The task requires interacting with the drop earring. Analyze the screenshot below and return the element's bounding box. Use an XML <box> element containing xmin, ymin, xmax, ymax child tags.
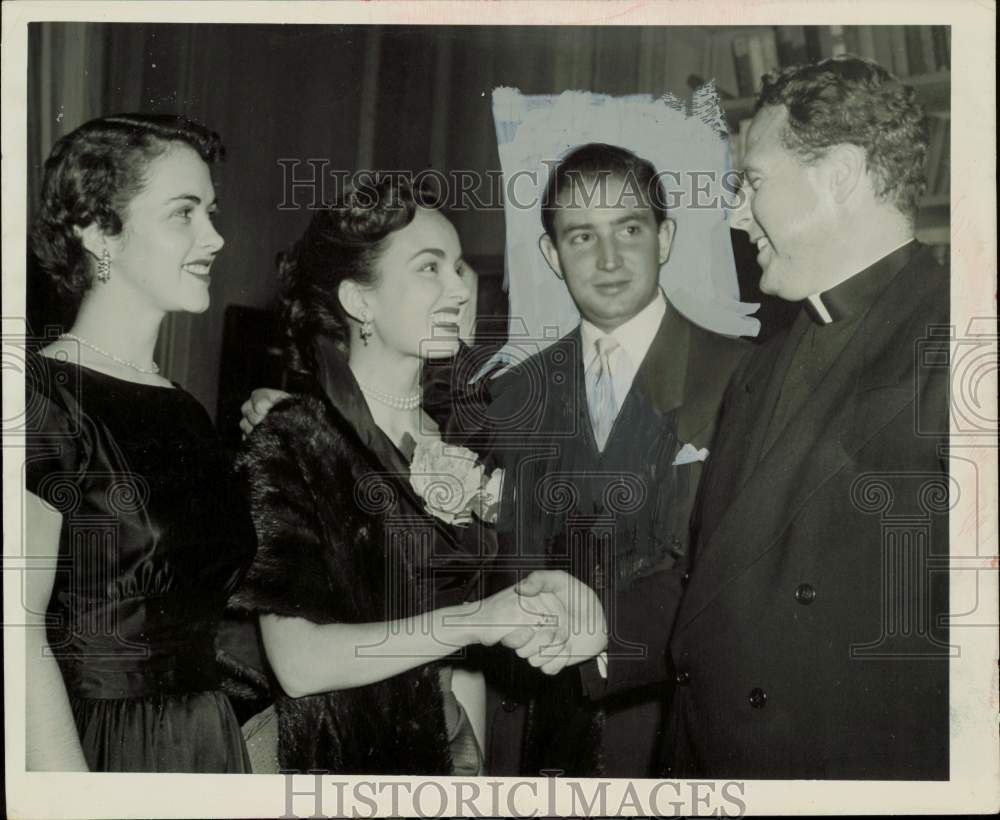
<box><xmin>96</xmin><ymin>248</ymin><xmax>112</xmax><ymax>283</ymax></box>
<box><xmin>360</xmin><ymin>311</ymin><xmax>374</xmax><ymax>346</ymax></box>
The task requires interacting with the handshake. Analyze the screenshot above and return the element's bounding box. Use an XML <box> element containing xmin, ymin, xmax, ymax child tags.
<box><xmin>458</xmin><ymin>571</ymin><xmax>609</xmax><ymax>676</ymax></box>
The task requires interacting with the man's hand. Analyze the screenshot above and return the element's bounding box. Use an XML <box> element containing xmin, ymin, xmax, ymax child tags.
<box><xmin>239</xmin><ymin>388</ymin><xmax>291</xmax><ymax>437</ymax></box>
<box><xmin>503</xmin><ymin>570</ymin><xmax>608</xmax><ymax>675</ymax></box>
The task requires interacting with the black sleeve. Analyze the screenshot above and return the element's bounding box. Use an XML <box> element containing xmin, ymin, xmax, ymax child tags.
<box><xmin>25</xmin><ymin>358</ymin><xmax>88</xmax><ymax>504</ymax></box>
<box><xmin>581</xmin><ymin>557</ymin><xmax>687</xmax><ymax>701</ymax></box>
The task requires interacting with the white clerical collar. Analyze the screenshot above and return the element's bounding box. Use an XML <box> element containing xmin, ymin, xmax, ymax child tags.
<box><xmin>580</xmin><ymin>288</ymin><xmax>667</xmax><ymax>368</ymax></box>
<box><xmin>805</xmin><ymin>238</ymin><xmax>916</xmax><ymax>326</ymax></box>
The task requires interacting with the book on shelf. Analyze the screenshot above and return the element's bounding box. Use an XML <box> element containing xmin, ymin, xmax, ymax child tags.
<box><xmin>830</xmin><ymin>25</ymin><xmax>848</xmax><ymax>57</ymax></box>
<box><xmin>923</xmin><ymin>114</ymin><xmax>950</xmax><ymax>199</ymax></box>
<box><xmin>759</xmin><ymin>29</ymin><xmax>779</xmax><ymax>82</ymax></box>
<box><xmin>775</xmin><ymin>26</ymin><xmax>808</xmax><ymax>66</ymax></box>
<box><xmin>731</xmin><ymin>34</ymin><xmax>752</xmax><ymax>97</ymax></box>
<box><xmin>918</xmin><ymin>27</ymin><xmax>937</xmax><ymax>73</ymax></box>
<box><xmin>936</xmin><ymin>154</ymin><xmax>949</xmax><ymax>201</ymax></box>
<box><xmin>935</xmin><ymin>121</ymin><xmax>950</xmax><ymax>198</ymax></box>
<box><xmin>731</xmin><ymin>29</ymin><xmax>782</xmax><ymax>97</ymax></box>
<box><xmin>932</xmin><ymin>27</ymin><xmax>951</xmax><ymax>71</ymax></box>
<box><xmin>804</xmin><ymin>27</ymin><xmax>833</xmax><ymax>63</ymax></box>
<box><xmin>709</xmin><ymin>30</ymin><xmax>742</xmax><ymax>99</ymax></box>
<box><xmin>856</xmin><ymin>26</ymin><xmax>877</xmax><ymax>61</ymax></box>
<box><xmin>905</xmin><ymin>27</ymin><xmax>927</xmax><ymax>75</ymax></box>
<box><xmin>747</xmin><ymin>33</ymin><xmax>767</xmax><ymax>93</ymax></box>
<box><xmin>872</xmin><ymin>27</ymin><xmax>895</xmax><ymax>70</ymax></box>
<box><xmin>925</xmin><ymin>115</ymin><xmax>945</xmax><ymax>194</ymax></box>
<box><xmin>889</xmin><ymin>27</ymin><xmax>910</xmax><ymax>76</ymax></box>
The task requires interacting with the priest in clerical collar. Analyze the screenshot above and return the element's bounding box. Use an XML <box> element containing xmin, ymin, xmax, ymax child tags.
<box><xmin>518</xmin><ymin>55</ymin><xmax>951</xmax><ymax>781</ymax></box>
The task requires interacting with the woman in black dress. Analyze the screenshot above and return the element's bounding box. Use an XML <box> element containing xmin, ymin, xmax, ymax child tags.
<box><xmin>232</xmin><ymin>176</ymin><xmax>557</xmax><ymax>774</ymax></box>
<box><xmin>25</xmin><ymin>114</ymin><xmax>256</xmax><ymax>772</ymax></box>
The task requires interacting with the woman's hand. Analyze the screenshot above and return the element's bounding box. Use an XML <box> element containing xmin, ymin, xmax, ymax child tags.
<box><xmin>454</xmin><ymin>585</ymin><xmax>566</xmax><ymax>648</ymax></box>
<box><xmin>239</xmin><ymin>387</ymin><xmax>291</xmax><ymax>437</ymax></box>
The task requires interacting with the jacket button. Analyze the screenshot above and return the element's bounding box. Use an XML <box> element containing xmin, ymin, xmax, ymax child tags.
<box><xmin>675</xmin><ymin>670</ymin><xmax>691</xmax><ymax>686</ymax></box>
<box><xmin>748</xmin><ymin>687</ymin><xmax>767</xmax><ymax>709</ymax></box>
<box><xmin>681</xmin><ymin>571</ymin><xmax>691</xmax><ymax>587</ymax></box>
<box><xmin>794</xmin><ymin>583</ymin><xmax>816</xmax><ymax>605</ymax></box>
<box><xmin>502</xmin><ymin>698</ymin><xmax>519</xmax><ymax>713</ymax></box>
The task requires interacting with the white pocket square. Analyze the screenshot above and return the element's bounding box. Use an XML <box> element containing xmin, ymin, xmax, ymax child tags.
<box><xmin>673</xmin><ymin>443</ymin><xmax>709</xmax><ymax>466</ymax></box>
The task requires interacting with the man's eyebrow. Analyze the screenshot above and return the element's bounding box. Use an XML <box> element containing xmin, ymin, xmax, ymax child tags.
<box><xmin>611</xmin><ymin>210</ymin><xmax>647</xmax><ymax>224</ymax></box>
<box><xmin>406</xmin><ymin>247</ymin><xmax>446</xmax><ymax>263</ymax></box>
<box><xmin>559</xmin><ymin>219</ymin><xmax>595</xmax><ymax>232</ymax></box>
<box><xmin>560</xmin><ymin>209</ymin><xmax>648</xmax><ymax>232</ymax></box>
<box><xmin>165</xmin><ymin>194</ymin><xmax>219</xmax><ymax>207</ymax></box>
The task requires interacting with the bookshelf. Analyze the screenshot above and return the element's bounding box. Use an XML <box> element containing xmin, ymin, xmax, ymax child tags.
<box><xmin>721</xmin><ymin>69</ymin><xmax>950</xmax><ymax>123</ymax></box>
<box><xmin>714</xmin><ymin>25</ymin><xmax>951</xmax><ymax>247</ymax></box>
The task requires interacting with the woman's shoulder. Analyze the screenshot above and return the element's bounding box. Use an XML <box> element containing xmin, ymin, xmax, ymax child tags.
<box><xmin>26</xmin><ymin>349</ymin><xmax>82</xmax><ymax>434</ymax></box>
<box><xmin>238</xmin><ymin>391</ymin><xmax>367</xmax><ymax>473</ymax></box>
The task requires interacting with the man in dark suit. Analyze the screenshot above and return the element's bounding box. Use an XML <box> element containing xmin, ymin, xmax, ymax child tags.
<box><xmin>484</xmin><ymin>143</ymin><xmax>746</xmax><ymax>776</ymax></box>
<box><xmin>518</xmin><ymin>57</ymin><xmax>950</xmax><ymax>780</ymax></box>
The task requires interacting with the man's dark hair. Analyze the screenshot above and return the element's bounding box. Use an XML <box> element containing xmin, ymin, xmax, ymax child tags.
<box><xmin>757</xmin><ymin>56</ymin><xmax>930</xmax><ymax>222</ymax></box>
<box><xmin>541</xmin><ymin>142</ymin><xmax>668</xmax><ymax>237</ymax></box>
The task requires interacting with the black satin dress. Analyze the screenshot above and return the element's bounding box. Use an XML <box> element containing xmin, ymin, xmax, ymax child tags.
<box><xmin>25</xmin><ymin>353</ymin><xmax>256</xmax><ymax>772</ymax></box>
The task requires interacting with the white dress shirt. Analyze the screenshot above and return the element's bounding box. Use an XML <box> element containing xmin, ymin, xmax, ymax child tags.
<box><xmin>579</xmin><ymin>288</ymin><xmax>667</xmax><ymax>423</ymax></box>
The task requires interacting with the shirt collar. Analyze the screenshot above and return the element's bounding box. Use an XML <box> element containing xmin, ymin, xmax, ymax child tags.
<box><xmin>804</xmin><ymin>240</ymin><xmax>920</xmax><ymax>326</ymax></box>
<box><xmin>580</xmin><ymin>288</ymin><xmax>667</xmax><ymax>367</ymax></box>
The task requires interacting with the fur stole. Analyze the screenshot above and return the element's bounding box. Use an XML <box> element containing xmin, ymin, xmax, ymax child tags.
<box><xmin>231</xmin><ymin>393</ymin><xmax>452</xmax><ymax>774</ymax></box>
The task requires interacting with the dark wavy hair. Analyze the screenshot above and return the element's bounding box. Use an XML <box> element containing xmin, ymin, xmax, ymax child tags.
<box><xmin>31</xmin><ymin>113</ymin><xmax>225</xmax><ymax>305</ymax></box>
<box><xmin>541</xmin><ymin>142</ymin><xmax>669</xmax><ymax>238</ymax></box>
<box><xmin>278</xmin><ymin>174</ymin><xmax>438</xmax><ymax>376</ymax></box>
<box><xmin>757</xmin><ymin>56</ymin><xmax>929</xmax><ymax>221</ymax></box>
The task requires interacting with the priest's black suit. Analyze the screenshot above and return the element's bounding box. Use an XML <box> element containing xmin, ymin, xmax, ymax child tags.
<box><xmin>594</xmin><ymin>242</ymin><xmax>951</xmax><ymax>779</ymax></box>
<box><xmin>483</xmin><ymin>298</ymin><xmax>746</xmax><ymax>776</ymax></box>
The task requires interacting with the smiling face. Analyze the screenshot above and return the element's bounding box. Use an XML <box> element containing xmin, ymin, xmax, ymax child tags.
<box><xmin>733</xmin><ymin>105</ymin><xmax>839</xmax><ymax>301</ymax></box>
<box><xmin>107</xmin><ymin>142</ymin><xmax>224</xmax><ymax>314</ymax></box>
<box><xmin>540</xmin><ymin>174</ymin><xmax>674</xmax><ymax>333</ymax></box>
<box><xmin>363</xmin><ymin>206</ymin><xmax>471</xmax><ymax>359</ymax></box>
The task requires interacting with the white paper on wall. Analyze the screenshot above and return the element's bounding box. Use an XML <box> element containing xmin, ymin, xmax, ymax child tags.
<box><xmin>487</xmin><ymin>84</ymin><xmax>760</xmax><ymax>374</ymax></box>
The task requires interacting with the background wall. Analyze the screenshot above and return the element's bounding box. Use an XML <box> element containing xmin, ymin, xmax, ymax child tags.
<box><xmin>27</xmin><ymin>23</ymin><xmax>950</xmax><ymax>424</ymax></box>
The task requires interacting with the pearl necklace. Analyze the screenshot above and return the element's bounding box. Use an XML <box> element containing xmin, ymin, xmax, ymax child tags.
<box><xmin>356</xmin><ymin>378</ymin><xmax>421</xmax><ymax>410</ymax></box>
<box><xmin>59</xmin><ymin>333</ymin><xmax>160</xmax><ymax>375</ymax></box>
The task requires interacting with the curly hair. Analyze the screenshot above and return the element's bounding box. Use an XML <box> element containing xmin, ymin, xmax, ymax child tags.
<box><xmin>756</xmin><ymin>56</ymin><xmax>929</xmax><ymax>221</ymax></box>
<box><xmin>277</xmin><ymin>174</ymin><xmax>438</xmax><ymax>376</ymax></box>
<box><xmin>30</xmin><ymin>113</ymin><xmax>224</xmax><ymax>306</ymax></box>
<box><xmin>541</xmin><ymin>143</ymin><xmax>669</xmax><ymax>238</ymax></box>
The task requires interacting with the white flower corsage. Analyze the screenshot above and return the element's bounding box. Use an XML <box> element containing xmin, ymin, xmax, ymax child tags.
<box><xmin>409</xmin><ymin>439</ymin><xmax>504</xmax><ymax>526</ymax></box>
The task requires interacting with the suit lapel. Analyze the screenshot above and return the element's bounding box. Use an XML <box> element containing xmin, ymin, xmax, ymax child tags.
<box><xmin>624</xmin><ymin>302</ymin><xmax>728</xmax><ymax>449</ymax></box>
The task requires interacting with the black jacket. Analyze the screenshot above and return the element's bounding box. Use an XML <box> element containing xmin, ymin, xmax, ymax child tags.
<box><xmin>603</xmin><ymin>243</ymin><xmax>951</xmax><ymax>779</ymax></box>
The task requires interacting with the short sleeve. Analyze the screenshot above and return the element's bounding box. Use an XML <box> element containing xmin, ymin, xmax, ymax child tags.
<box><xmin>24</xmin><ymin>356</ymin><xmax>88</xmax><ymax>505</ymax></box>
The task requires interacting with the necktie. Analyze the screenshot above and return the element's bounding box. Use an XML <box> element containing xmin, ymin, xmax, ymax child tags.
<box><xmin>587</xmin><ymin>335</ymin><xmax>621</xmax><ymax>451</ymax></box>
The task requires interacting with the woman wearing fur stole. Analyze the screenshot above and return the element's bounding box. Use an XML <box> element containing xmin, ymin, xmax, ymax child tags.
<box><xmin>231</xmin><ymin>176</ymin><xmax>556</xmax><ymax>775</ymax></box>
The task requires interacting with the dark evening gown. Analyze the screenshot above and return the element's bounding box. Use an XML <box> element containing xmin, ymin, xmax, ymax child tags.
<box><xmin>25</xmin><ymin>352</ymin><xmax>257</xmax><ymax>772</ymax></box>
